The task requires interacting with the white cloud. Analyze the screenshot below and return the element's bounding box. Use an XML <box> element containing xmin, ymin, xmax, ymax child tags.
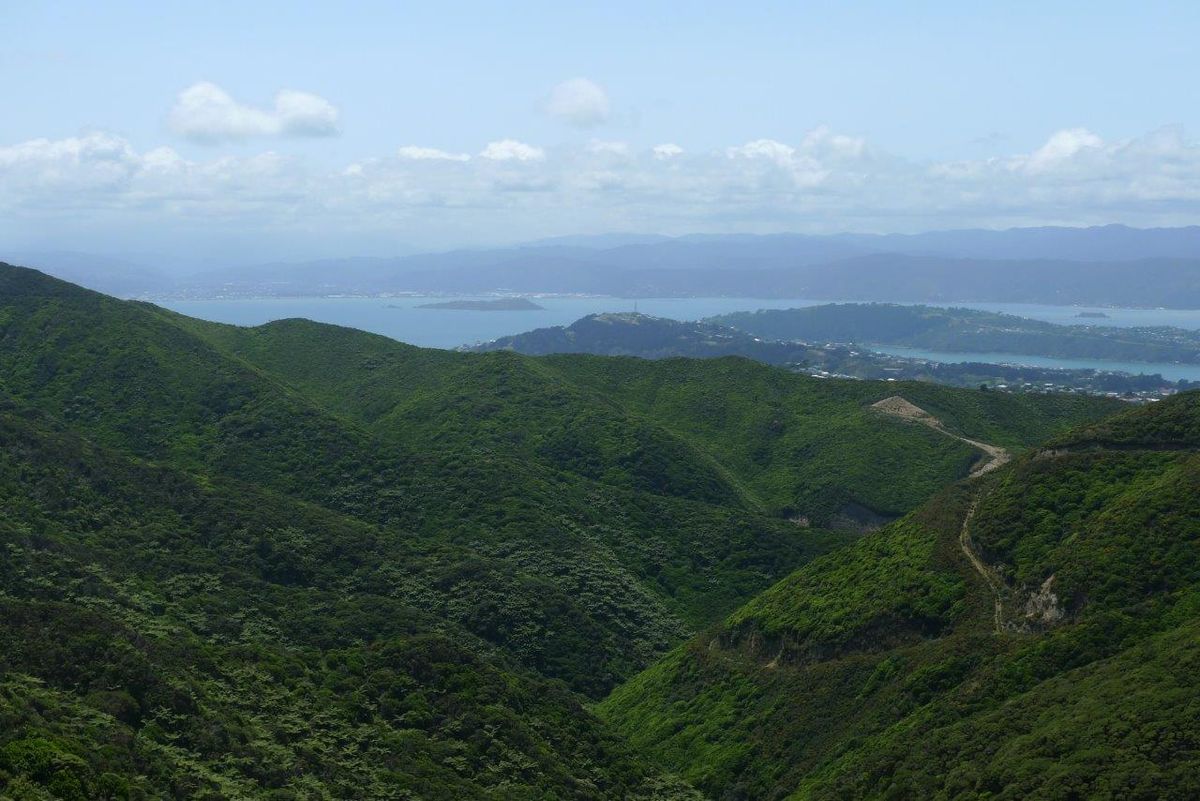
<box><xmin>168</xmin><ymin>82</ymin><xmax>339</xmax><ymax>142</ymax></box>
<box><xmin>0</xmin><ymin>132</ymin><xmax>141</xmax><ymax>193</ymax></box>
<box><xmin>272</xmin><ymin>89</ymin><xmax>340</xmax><ymax>136</ymax></box>
<box><xmin>727</xmin><ymin>138</ymin><xmax>796</xmax><ymax>165</ymax></box>
<box><xmin>0</xmin><ymin>131</ymin><xmax>136</xmax><ymax>168</ymax></box>
<box><xmin>586</xmin><ymin>140</ymin><xmax>629</xmax><ymax>156</ymax></box>
<box><xmin>397</xmin><ymin>145</ymin><xmax>471</xmax><ymax>162</ymax></box>
<box><xmin>0</xmin><ymin>131</ymin><xmax>306</xmax><ymax>215</ymax></box>
<box><xmin>479</xmin><ymin>139</ymin><xmax>545</xmax><ymax>161</ymax></box>
<box><xmin>727</xmin><ymin>131</ymin><xmax>870</xmax><ymax>167</ymax></box>
<box><xmin>801</xmin><ymin>126</ymin><xmax>868</xmax><ymax>160</ymax></box>
<box><xmin>545</xmin><ymin>78</ymin><xmax>610</xmax><ymax>128</ymax></box>
<box><xmin>652</xmin><ymin>143</ymin><xmax>683</xmax><ymax>160</ymax></box>
<box><xmin>726</xmin><ymin>138</ymin><xmax>830</xmax><ymax>187</ymax></box>
<box><xmin>141</xmin><ymin>146</ymin><xmax>186</xmax><ymax>172</ymax></box>
<box><xmin>4</xmin><ymin>126</ymin><xmax>1200</xmax><ymax>250</ymax></box>
<box><xmin>1016</xmin><ymin>128</ymin><xmax>1104</xmax><ymax>173</ymax></box>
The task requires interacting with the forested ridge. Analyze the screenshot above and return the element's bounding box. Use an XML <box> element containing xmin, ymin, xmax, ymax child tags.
<box><xmin>2</xmin><ymin>261</ymin><xmax>1188</xmax><ymax>799</ymax></box>
<box><xmin>600</xmin><ymin>391</ymin><xmax>1200</xmax><ymax>800</ymax></box>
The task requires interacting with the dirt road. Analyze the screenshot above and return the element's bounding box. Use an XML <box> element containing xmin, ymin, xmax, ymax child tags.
<box><xmin>872</xmin><ymin>395</ymin><xmax>1010</xmax><ymax>630</ymax></box>
<box><xmin>871</xmin><ymin>395</ymin><xmax>1011</xmax><ymax>478</ymax></box>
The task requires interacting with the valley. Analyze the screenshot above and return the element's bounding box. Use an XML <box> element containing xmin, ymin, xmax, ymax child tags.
<box><xmin>599</xmin><ymin>393</ymin><xmax>1200</xmax><ymax>799</ymax></box>
<box><xmin>0</xmin><ymin>262</ymin><xmax>1195</xmax><ymax>799</ymax></box>
<box><xmin>9</xmin><ymin>6</ymin><xmax>1200</xmax><ymax>798</ymax></box>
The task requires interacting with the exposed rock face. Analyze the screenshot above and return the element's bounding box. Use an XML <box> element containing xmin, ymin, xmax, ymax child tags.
<box><xmin>1022</xmin><ymin>574</ymin><xmax>1066</xmax><ymax>627</ymax></box>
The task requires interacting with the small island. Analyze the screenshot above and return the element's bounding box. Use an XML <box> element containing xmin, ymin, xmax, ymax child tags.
<box><xmin>417</xmin><ymin>297</ymin><xmax>545</xmax><ymax>311</ymax></box>
<box><xmin>1075</xmin><ymin>311</ymin><xmax>1110</xmax><ymax>319</ymax></box>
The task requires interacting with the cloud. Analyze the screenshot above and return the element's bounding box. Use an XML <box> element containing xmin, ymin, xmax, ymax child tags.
<box><xmin>586</xmin><ymin>140</ymin><xmax>629</xmax><ymax>156</ymax></box>
<box><xmin>479</xmin><ymin>139</ymin><xmax>545</xmax><ymax>161</ymax></box>
<box><xmin>1017</xmin><ymin>127</ymin><xmax>1104</xmax><ymax>173</ymax></box>
<box><xmin>726</xmin><ymin>131</ymin><xmax>869</xmax><ymax>169</ymax></box>
<box><xmin>801</xmin><ymin>126</ymin><xmax>868</xmax><ymax>160</ymax></box>
<box><xmin>0</xmin><ymin>132</ymin><xmax>142</xmax><ymax>194</ymax></box>
<box><xmin>0</xmin><ymin>131</ymin><xmax>305</xmax><ymax>215</ymax></box>
<box><xmin>0</xmin><ymin>131</ymin><xmax>136</xmax><ymax>169</ymax></box>
<box><xmin>272</xmin><ymin>90</ymin><xmax>340</xmax><ymax>136</ymax></box>
<box><xmin>653</xmin><ymin>143</ymin><xmax>683</xmax><ymax>160</ymax></box>
<box><xmin>168</xmin><ymin>82</ymin><xmax>339</xmax><ymax>142</ymax></box>
<box><xmin>397</xmin><ymin>145</ymin><xmax>471</xmax><ymax>162</ymax></box>
<box><xmin>4</xmin><ymin>126</ymin><xmax>1200</xmax><ymax>251</ymax></box>
<box><xmin>726</xmin><ymin>138</ymin><xmax>830</xmax><ymax>187</ymax></box>
<box><xmin>545</xmin><ymin>78</ymin><xmax>610</xmax><ymax>128</ymax></box>
<box><xmin>727</xmin><ymin>138</ymin><xmax>796</xmax><ymax>165</ymax></box>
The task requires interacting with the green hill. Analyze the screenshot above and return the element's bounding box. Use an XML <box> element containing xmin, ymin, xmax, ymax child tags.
<box><xmin>164</xmin><ymin>301</ymin><xmax>1119</xmax><ymax>527</ymax></box>
<box><xmin>0</xmin><ymin>403</ymin><xmax>701</xmax><ymax>800</ymax></box>
<box><xmin>599</xmin><ymin>390</ymin><xmax>1200</xmax><ymax>800</ymax></box>
<box><xmin>474</xmin><ymin>312</ymin><xmax>816</xmax><ymax>364</ymax></box>
<box><xmin>711</xmin><ymin>303</ymin><xmax>1200</xmax><ymax>366</ymax></box>
<box><xmin>473</xmin><ymin>310</ymin><xmax>1185</xmax><ymax>396</ymax></box>
<box><xmin>0</xmin><ymin>264</ymin><xmax>832</xmax><ymax>697</ymax></box>
<box><xmin>0</xmin><ymin>262</ymin><xmax>1127</xmax><ymax>798</ymax></box>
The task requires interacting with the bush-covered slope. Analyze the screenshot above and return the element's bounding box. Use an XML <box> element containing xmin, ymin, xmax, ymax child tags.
<box><xmin>0</xmin><ymin>263</ymin><xmax>841</xmax><ymax>697</ymax></box>
<box><xmin>0</xmin><ymin>262</ymin><xmax>1131</xmax><ymax>798</ymax></box>
<box><xmin>180</xmin><ymin>315</ymin><xmax>753</xmax><ymax>510</ymax></box>
<box><xmin>176</xmin><ymin>310</ymin><xmax>1120</xmax><ymax>526</ymax></box>
<box><xmin>0</xmin><ymin>403</ymin><xmax>706</xmax><ymax>800</ymax></box>
<box><xmin>540</xmin><ymin>355</ymin><xmax>1121</xmax><ymax>521</ymax></box>
<box><xmin>599</xmin><ymin>391</ymin><xmax>1200</xmax><ymax>800</ymax></box>
<box><xmin>0</xmin><ymin>264</ymin><xmax>819</xmax><ymax>797</ymax></box>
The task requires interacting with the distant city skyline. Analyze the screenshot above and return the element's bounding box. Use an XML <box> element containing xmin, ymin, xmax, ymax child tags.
<box><xmin>3</xmin><ymin>1</ymin><xmax>1200</xmax><ymax>263</ymax></box>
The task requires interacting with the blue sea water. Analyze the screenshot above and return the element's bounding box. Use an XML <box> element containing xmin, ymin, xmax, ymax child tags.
<box><xmin>161</xmin><ymin>296</ymin><xmax>823</xmax><ymax>349</ymax></box>
<box><xmin>160</xmin><ymin>295</ymin><xmax>1200</xmax><ymax>378</ymax></box>
<box><xmin>870</xmin><ymin>346</ymin><xmax>1200</xmax><ymax>382</ymax></box>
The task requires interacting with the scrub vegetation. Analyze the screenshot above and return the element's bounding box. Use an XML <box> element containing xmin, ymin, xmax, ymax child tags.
<box><xmin>2</xmin><ymin>262</ymin><xmax>1185</xmax><ymax>799</ymax></box>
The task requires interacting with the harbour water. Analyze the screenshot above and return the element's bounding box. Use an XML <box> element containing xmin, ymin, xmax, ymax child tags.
<box><xmin>870</xmin><ymin>346</ymin><xmax>1200</xmax><ymax>382</ymax></box>
<box><xmin>161</xmin><ymin>296</ymin><xmax>1200</xmax><ymax>378</ymax></box>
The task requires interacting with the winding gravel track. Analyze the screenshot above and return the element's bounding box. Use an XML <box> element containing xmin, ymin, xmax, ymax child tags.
<box><xmin>872</xmin><ymin>395</ymin><xmax>1010</xmax><ymax>630</ymax></box>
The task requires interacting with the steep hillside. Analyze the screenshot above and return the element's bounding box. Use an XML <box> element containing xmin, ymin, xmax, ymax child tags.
<box><xmin>0</xmin><ymin>263</ymin><xmax>832</xmax><ymax>696</ymax></box>
<box><xmin>192</xmin><ymin>310</ymin><xmax>1118</xmax><ymax>522</ymax></box>
<box><xmin>599</xmin><ymin>391</ymin><xmax>1200</xmax><ymax>800</ymax></box>
<box><xmin>0</xmin><ymin>402</ymin><xmax>700</xmax><ymax>800</ymax></box>
<box><xmin>540</xmin><ymin>355</ymin><xmax>1122</xmax><ymax>523</ymax></box>
<box><xmin>0</xmin><ymin>262</ymin><xmax>1131</xmax><ymax>798</ymax></box>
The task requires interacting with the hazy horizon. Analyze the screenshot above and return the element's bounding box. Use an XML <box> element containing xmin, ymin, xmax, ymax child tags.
<box><xmin>9</xmin><ymin>221</ymin><xmax>1200</xmax><ymax>276</ymax></box>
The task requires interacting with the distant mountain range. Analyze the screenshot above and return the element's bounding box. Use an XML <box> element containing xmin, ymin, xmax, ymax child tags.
<box><xmin>9</xmin><ymin>223</ymin><xmax>1200</xmax><ymax>306</ymax></box>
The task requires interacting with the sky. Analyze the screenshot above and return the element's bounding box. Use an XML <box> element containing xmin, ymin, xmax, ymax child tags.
<box><xmin>3</xmin><ymin>0</ymin><xmax>1200</xmax><ymax>265</ymax></box>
